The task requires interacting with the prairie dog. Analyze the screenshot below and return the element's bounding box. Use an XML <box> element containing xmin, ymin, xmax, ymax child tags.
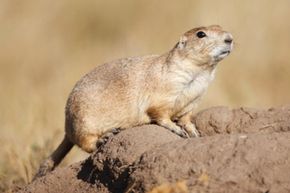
<box><xmin>36</xmin><ymin>25</ymin><xmax>233</xmax><ymax>177</ymax></box>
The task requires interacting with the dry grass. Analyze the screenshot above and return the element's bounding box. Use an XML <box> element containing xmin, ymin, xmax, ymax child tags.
<box><xmin>0</xmin><ymin>0</ymin><xmax>290</xmax><ymax>192</ymax></box>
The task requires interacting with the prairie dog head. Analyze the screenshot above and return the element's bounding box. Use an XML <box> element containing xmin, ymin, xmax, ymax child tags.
<box><xmin>173</xmin><ymin>25</ymin><xmax>233</xmax><ymax>65</ymax></box>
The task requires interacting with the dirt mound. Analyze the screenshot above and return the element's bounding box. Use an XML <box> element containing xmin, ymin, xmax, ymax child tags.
<box><xmin>18</xmin><ymin>106</ymin><xmax>290</xmax><ymax>193</ymax></box>
<box><xmin>194</xmin><ymin>106</ymin><xmax>290</xmax><ymax>136</ymax></box>
<box><xmin>129</xmin><ymin>132</ymin><xmax>290</xmax><ymax>193</ymax></box>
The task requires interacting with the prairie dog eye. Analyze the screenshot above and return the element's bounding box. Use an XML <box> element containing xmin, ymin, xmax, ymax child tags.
<box><xmin>196</xmin><ymin>31</ymin><xmax>207</xmax><ymax>38</ymax></box>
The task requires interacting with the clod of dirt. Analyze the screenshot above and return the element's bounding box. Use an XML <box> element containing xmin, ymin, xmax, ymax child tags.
<box><xmin>18</xmin><ymin>106</ymin><xmax>290</xmax><ymax>193</ymax></box>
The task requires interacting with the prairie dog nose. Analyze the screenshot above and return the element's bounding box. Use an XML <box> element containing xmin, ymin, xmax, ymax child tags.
<box><xmin>224</xmin><ymin>33</ymin><xmax>233</xmax><ymax>44</ymax></box>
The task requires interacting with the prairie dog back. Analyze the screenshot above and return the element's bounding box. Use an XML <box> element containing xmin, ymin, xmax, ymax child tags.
<box><xmin>36</xmin><ymin>25</ymin><xmax>233</xmax><ymax>178</ymax></box>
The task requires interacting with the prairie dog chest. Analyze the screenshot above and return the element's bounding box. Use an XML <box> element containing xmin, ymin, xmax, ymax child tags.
<box><xmin>173</xmin><ymin>68</ymin><xmax>216</xmax><ymax>110</ymax></box>
<box><xmin>188</xmin><ymin>68</ymin><xmax>216</xmax><ymax>95</ymax></box>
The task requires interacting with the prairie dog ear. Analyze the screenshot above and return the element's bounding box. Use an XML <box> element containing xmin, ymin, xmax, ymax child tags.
<box><xmin>177</xmin><ymin>35</ymin><xmax>188</xmax><ymax>49</ymax></box>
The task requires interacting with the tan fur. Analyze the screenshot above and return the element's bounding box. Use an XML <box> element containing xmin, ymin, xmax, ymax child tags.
<box><xmin>35</xmin><ymin>25</ymin><xmax>233</xmax><ymax>177</ymax></box>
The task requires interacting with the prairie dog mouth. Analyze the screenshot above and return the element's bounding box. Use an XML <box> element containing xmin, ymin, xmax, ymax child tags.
<box><xmin>210</xmin><ymin>44</ymin><xmax>233</xmax><ymax>61</ymax></box>
<box><xmin>219</xmin><ymin>50</ymin><xmax>231</xmax><ymax>57</ymax></box>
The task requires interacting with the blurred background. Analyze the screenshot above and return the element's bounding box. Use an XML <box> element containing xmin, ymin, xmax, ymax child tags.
<box><xmin>0</xmin><ymin>0</ymin><xmax>289</xmax><ymax>191</ymax></box>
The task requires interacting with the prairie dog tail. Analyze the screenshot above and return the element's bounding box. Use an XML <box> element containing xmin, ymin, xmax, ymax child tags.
<box><xmin>34</xmin><ymin>135</ymin><xmax>73</xmax><ymax>179</ymax></box>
